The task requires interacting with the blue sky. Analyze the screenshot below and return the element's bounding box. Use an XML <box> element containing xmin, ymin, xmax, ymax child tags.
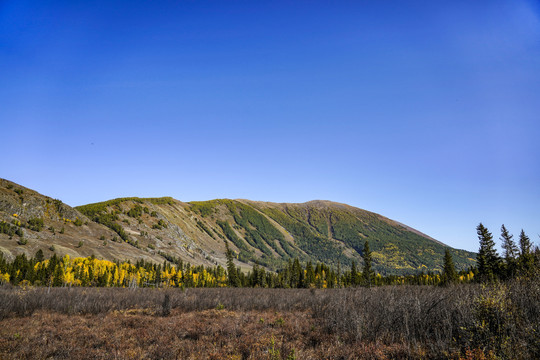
<box><xmin>1</xmin><ymin>0</ymin><xmax>539</xmax><ymax>252</ymax></box>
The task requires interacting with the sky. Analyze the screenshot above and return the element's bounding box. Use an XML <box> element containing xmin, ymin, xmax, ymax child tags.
<box><xmin>1</xmin><ymin>0</ymin><xmax>539</xmax><ymax>253</ymax></box>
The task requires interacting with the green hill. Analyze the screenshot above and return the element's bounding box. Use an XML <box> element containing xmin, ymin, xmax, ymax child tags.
<box><xmin>1</xmin><ymin>178</ymin><xmax>476</xmax><ymax>274</ymax></box>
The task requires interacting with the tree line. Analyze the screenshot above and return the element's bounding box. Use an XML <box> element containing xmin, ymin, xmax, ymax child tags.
<box><xmin>0</xmin><ymin>224</ymin><xmax>537</xmax><ymax>289</ymax></box>
<box><xmin>475</xmin><ymin>223</ymin><xmax>537</xmax><ymax>281</ymax></box>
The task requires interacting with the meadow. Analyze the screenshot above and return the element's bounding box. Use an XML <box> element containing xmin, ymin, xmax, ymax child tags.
<box><xmin>1</xmin><ymin>278</ymin><xmax>538</xmax><ymax>359</ymax></box>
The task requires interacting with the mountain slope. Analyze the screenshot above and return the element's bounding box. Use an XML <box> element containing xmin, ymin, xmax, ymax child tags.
<box><xmin>0</xmin><ymin>179</ymin><xmax>163</xmax><ymax>263</ymax></box>
<box><xmin>187</xmin><ymin>199</ymin><xmax>476</xmax><ymax>273</ymax></box>
<box><xmin>1</xmin><ymin>179</ymin><xmax>476</xmax><ymax>274</ymax></box>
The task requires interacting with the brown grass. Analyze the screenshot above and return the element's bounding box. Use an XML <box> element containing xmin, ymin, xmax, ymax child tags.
<box><xmin>0</xmin><ymin>280</ymin><xmax>538</xmax><ymax>359</ymax></box>
<box><xmin>0</xmin><ymin>309</ymin><xmax>423</xmax><ymax>359</ymax></box>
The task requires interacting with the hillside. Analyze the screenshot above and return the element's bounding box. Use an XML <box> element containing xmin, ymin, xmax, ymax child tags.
<box><xmin>0</xmin><ymin>179</ymin><xmax>164</xmax><ymax>264</ymax></box>
<box><xmin>184</xmin><ymin>199</ymin><xmax>475</xmax><ymax>273</ymax></box>
<box><xmin>0</xmin><ymin>178</ymin><xmax>476</xmax><ymax>274</ymax></box>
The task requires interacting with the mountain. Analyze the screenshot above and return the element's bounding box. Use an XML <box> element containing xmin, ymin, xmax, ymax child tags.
<box><xmin>0</xmin><ymin>178</ymin><xmax>476</xmax><ymax>274</ymax></box>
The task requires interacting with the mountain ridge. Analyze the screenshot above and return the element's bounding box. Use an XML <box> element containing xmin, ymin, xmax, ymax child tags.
<box><xmin>0</xmin><ymin>178</ymin><xmax>476</xmax><ymax>274</ymax></box>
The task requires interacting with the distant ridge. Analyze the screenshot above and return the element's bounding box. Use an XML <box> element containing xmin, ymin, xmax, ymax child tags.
<box><xmin>0</xmin><ymin>178</ymin><xmax>476</xmax><ymax>274</ymax></box>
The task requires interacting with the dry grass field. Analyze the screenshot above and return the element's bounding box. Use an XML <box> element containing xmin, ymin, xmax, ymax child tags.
<box><xmin>0</xmin><ymin>282</ymin><xmax>538</xmax><ymax>359</ymax></box>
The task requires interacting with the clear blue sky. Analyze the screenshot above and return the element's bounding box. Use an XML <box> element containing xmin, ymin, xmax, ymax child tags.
<box><xmin>1</xmin><ymin>0</ymin><xmax>539</xmax><ymax>252</ymax></box>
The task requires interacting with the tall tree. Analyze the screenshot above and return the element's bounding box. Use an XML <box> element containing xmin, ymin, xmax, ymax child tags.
<box><xmin>442</xmin><ymin>248</ymin><xmax>457</xmax><ymax>285</ymax></box>
<box><xmin>225</xmin><ymin>241</ymin><xmax>240</xmax><ymax>287</ymax></box>
<box><xmin>476</xmin><ymin>223</ymin><xmax>501</xmax><ymax>281</ymax></box>
<box><xmin>518</xmin><ymin>229</ymin><xmax>535</xmax><ymax>275</ymax></box>
<box><xmin>305</xmin><ymin>261</ymin><xmax>315</xmax><ymax>288</ymax></box>
<box><xmin>500</xmin><ymin>225</ymin><xmax>518</xmax><ymax>261</ymax></box>
<box><xmin>500</xmin><ymin>224</ymin><xmax>518</xmax><ymax>278</ymax></box>
<box><xmin>350</xmin><ymin>260</ymin><xmax>359</xmax><ymax>286</ymax></box>
<box><xmin>362</xmin><ymin>240</ymin><xmax>374</xmax><ymax>287</ymax></box>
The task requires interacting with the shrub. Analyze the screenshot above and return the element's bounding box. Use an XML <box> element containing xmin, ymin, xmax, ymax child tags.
<box><xmin>27</xmin><ymin>218</ymin><xmax>44</xmax><ymax>232</ymax></box>
<box><xmin>161</xmin><ymin>293</ymin><xmax>171</xmax><ymax>316</ymax></box>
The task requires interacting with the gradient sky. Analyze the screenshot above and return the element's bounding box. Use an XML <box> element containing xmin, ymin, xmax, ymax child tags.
<box><xmin>1</xmin><ymin>0</ymin><xmax>539</xmax><ymax>252</ymax></box>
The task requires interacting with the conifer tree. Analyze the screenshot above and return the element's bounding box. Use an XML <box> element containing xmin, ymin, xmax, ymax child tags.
<box><xmin>500</xmin><ymin>225</ymin><xmax>518</xmax><ymax>260</ymax></box>
<box><xmin>225</xmin><ymin>241</ymin><xmax>240</xmax><ymax>287</ymax></box>
<box><xmin>476</xmin><ymin>223</ymin><xmax>501</xmax><ymax>281</ymax></box>
<box><xmin>34</xmin><ymin>249</ymin><xmax>44</xmax><ymax>263</ymax></box>
<box><xmin>291</xmin><ymin>258</ymin><xmax>302</xmax><ymax>288</ymax></box>
<box><xmin>350</xmin><ymin>260</ymin><xmax>359</xmax><ymax>286</ymax></box>
<box><xmin>500</xmin><ymin>224</ymin><xmax>518</xmax><ymax>278</ymax></box>
<box><xmin>442</xmin><ymin>248</ymin><xmax>457</xmax><ymax>285</ymax></box>
<box><xmin>305</xmin><ymin>261</ymin><xmax>315</xmax><ymax>288</ymax></box>
<box><xmin>362</xmin><ymin>240</ymin><xmax>374</xmax><ymax>287</ymax></box>
<box><xmin>518</xmin><ymin>229</ymin><xmax>535</xmax><ymax>275</ymax></box>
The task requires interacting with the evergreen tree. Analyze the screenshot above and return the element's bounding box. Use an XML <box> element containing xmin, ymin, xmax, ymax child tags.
<box><xmin>500</xmin><ymin>224</ymin><xmax>518</xmax><ymax>278</ymax></box>
<box><xmin>362</xmin><ymin>240</ymin><xmax>374</xmax><ymax>287</ymax></box>
<box><xmin>518</xmin><ymin>229</ymin><xmax>535</xmax><ymax>275</ymax></box>
<box><xmin>500</xmin><ymin>225</ymin><xmax>518</xmax><ymax>260</ymax></box>
<box><xmin>225</xmin><ymin>241</ymin><xmax>240</xmax><ymax>287</ymax></box>
<box><xmin>476</xmin><ymin>223</ymin><xmax>501</xmax><ymax>281</ymax></box>
<box><xmin>350</xmin><ymin>260</ymin><xmax>359</xmax><ymax>286</ymax></box>
<box><xmin>442</xmin><ymin>248</ymin><xmax>457</xmax><ymax>285</ymax></box>
<box><xmin>52</xmin><ymin>263</ymin><xmax>64</xmax><ymax>286</ymax></box>
<box><xmin>34</xmin><ymin>249</ymin><xmax>44</xmax><ymax>263</ymax></box>
<box><xmin>291</xmin><ymin>258</ymin><xmax>302</xmax><ymax>288</ymax></box>
<box><xmin>305</xmin><ymin>261</ymin><xmax>315</xmax><ymax>288</ymax></box>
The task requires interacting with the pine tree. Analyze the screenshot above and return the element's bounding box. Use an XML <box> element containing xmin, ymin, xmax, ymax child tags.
<box><xmin>442</xmin><ymin>248</ymin><xmax>457</xmax><ymax>285</ymax></box>
<box><xmin>362</xmin><ymin>240</ymin><xmax>374</xmax><ymax>287</ymax></box>
<box><xmin>500</xmin><ymin>225</ymin><xmax>518</xmax><ymax>260</ymax></box>
<box><xmin>305</xmin><ymin>261</ymin><xmax>315</xmax><ymax>288</ymax></box>
<box><xmin>476</xmin><ymin>223</ymin><xmax>501</xmax><ymax>281</ymax></box>
<box><xmin>518</xmin><ymin>229</ymin><xmax>535</xmax><ymax>275</ymax></box>
<box><xmin>350</xmin><ymin>260</ymin><xmax>359</xmax><ymax>286</ymax></box>
<box><xmin>34</xmin><ymin>249</ymin><xmax>44</xmax><ymax>263</ymax></box>
<box><xmin>225</xmin><ymin>241</ymin><xmax>240</xmax><ymax>287</ymax></box>
<box><xmin>291</xmin><ymin>258</ymin><xmax>302</xmax><ymax>288</ymax></box>
<box><xmin>500</xmin><ymin>224</ymin><xmax>518</xmax><ymax>278</ymax></box>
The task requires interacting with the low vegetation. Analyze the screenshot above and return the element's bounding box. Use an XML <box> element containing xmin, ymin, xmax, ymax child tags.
<box><xmin>0</xmin><ymin>279</ymin><xmax>538</xmax><ymax>359</ymax></box>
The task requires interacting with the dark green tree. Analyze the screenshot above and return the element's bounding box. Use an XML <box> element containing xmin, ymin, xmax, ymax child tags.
<box><xmin>291</xmin><ymin>258</ymin><xmax>303</xmax><ymax>288</ymax></box>
<box><xmin>518</xmin><ymin>229</ymin><xmax>535</xmax><ymax>275</ymax></box>
<box><xmin>362</xmin><ymin>240</ymin><xmax>374</xmax><ymax>287</ymax></box>
<box><xmin>225</xmin><ymin>241</ymin><xmax>240</xmax><ymax>287</ymax></box>
<box><xmin>442</xmin><ymin>248</ymin><xmax>457</xmax><ymax>285</ymax></box>
<box><xmin>500</xmin><ymin>224</ymin><xmax>518</xmax><ymax>278</ymax></box>
<box><xmin>350</xmin><ymin>260</ymin><xmax>360</xmax><ymax>286</ymax></box>
<box><xmin>34</xmin><ymin>249</ymin><xmax>44</xmax><ymax>263</ymax></box>
<box><xmin>305</xmin><ymin>261</ymin><xmax>315</xmax><ymax>288</ymax></box>
<box><xmin>476</xmin><ymin>223</ymin><xmax>501</xmax><ymax>281</ymax></box>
